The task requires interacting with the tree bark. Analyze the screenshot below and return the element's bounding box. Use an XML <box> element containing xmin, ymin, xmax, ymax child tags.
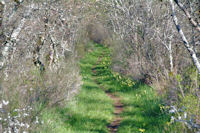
<box><xmin>169</xmin><ymin>39</ymin><xmax>173</xmax><ymax>72</ymax></box>
<box><xmin>169</xmin><ymin>0</ymin><xmax>200</xmax><ymax>74</ymax></box>
<box><xmin>174</xmin><ymin>0</ymin><xmax>200</xmax><ymax>32</ymax></box>
<box><xmin>0</xmin><ymin>18</ymin><xmax>26</xmax><ymax>69</ymax></box>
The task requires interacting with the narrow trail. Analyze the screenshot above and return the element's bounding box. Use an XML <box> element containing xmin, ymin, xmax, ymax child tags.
<box><xmin>106</xmin><ymin>92</ymin><xmax>123</xmax><ymax>133</ymax></box>
<box><xmin>58</xmin><ymin>43</ymin><xmax>169</xmax><ymax>133</ymax></box>
<box><xmin>92</xmin><ymin>53</ymin><xmax>124</xmax><ymax>133</ymax></box>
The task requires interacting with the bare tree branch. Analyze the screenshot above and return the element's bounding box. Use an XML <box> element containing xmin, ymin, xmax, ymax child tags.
<box><xmin>174</xmin><ymin>0</ymin><xmax>200</xmax><ymax>32</ymax></box>
<box><xmin>169</xmin><ymin>0</ymin><xmax>200</xmax><ymax>73</ymax></box>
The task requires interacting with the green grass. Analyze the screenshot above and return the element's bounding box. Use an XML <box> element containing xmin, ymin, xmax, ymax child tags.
<box><xmin>38</xmin><ymin>42</ymin><xmax>172</xmax><ymax>133</ymax></box>
<box><xmin>116</xmin><ymin>83</ymin><xmax>169</xmax><ymax>133</ymax></box>
<box><xmin>38</xmin><ymin>43</ymin><xmax>114</xmax><ymax>133</ymax></box>
<box><xmin>90</xmin><ymin>44</ymin><xmax>171</xmax><ymax>133</ymax></box>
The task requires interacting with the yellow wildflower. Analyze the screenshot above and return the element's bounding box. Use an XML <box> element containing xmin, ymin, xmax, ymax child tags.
<box><xmin>166</xmin><ymin>122</ymin><xmax>170</xmax><ymax>126</ymax></box>
<box><xmin>139</xmin><ymin>128</ymin><xmax>145</xmax><ymax>132</ymax></box>
<box><xmin>165</xmin><ymin>106</ymin><xmax>170</xmax><ymax>109</ymax></box>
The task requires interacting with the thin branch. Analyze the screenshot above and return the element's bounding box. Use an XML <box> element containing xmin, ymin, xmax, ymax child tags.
<box><xmin>174</xmin><ymin>0</ymin><xmax>200</xmax><ymax>32</ymax></box>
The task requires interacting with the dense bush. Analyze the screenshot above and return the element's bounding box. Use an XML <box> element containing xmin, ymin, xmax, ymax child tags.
<box><xmin>0</xmin><ymin>0</ymin><xmax>83</xmax><ymax>131</ymax></box>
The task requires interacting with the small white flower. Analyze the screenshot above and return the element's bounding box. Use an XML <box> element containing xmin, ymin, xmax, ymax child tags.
<box><xmin>9</xmin><ymin>121</ymin><xmax>14</xmax><ymax>126</ymax></box>
<box><xmin>184</xmin><ymin>112</ymin><xmax>187</xmax><ymax>119</ymax></box>
<box><xmin>171</xmin><ymin>116</ymin><xmax>175</xmax><ymax>122</ymax></box>
<box><xmin>1</xmin><ymin>0</ymin><xmax>5</xmax><ymax>5</ymax></box>
<box><xmin>14</xmin><ymin>109</ymin><xmax>20</xmax><ymax>112</ymax></box>
<box><xmin>169</xmin><ymin>106</ymin><xmax>177</xmax><ymax>113</ymax></box>
<box><xmin>14</xmin><ymin>119</ymin><xmax>20</xmax><ymax>126</ymax></box>
<box><xmin>169</xmin><ymin>109</ymin><xmax>175</xmax><ymax>113</ymax></box>
<box><xmin>20</xmin><ymin>123</ymin><xmax>25</xmax><ymax>127</ymax></box>
<box><xmin>25</xmin><ymin>124</ymin><xmax>30</xmax><ymax>128</ymax></box>
<box><xmin>35</xmin><ymin>116</ymin><xmax>39</xmax><ymax>124</ymax></box>
<box><xmin>178</xmin><ymin>116</ymin><xmax>181</xmax><ymax>120</ymax></box>
<box><xmin>2</xmin><ymin>100</ymin><xmax>9</xmax><ymax>105</ymax></box>
<box><xmin>8</xmin><ymin>127</ymin><xmax>11</xmax><ymax>133</ymax></box>
<box><xmin>23</xmin><ymin>113</ymin><xmax>29</xmax><ymax>117</ymax></box>
<box><xmin>14</xmin><ymin>127</ymin><xmax>19</xmax><ymax>133</ymax></box>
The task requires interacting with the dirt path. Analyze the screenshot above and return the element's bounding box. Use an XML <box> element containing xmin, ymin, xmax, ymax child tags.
<box><xmin>106</xmin><ymin>92</ymin><xmax>123</xmax><ymax>133</ymax></box>
<box><xmin>92</xmin><ymin>53</ymin><xmax>124</xmax><ymax>133</ymax></box>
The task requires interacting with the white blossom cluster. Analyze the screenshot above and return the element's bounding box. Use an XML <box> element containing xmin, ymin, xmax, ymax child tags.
<box><xmin>169</xmin><ymin>106</ymin><xmax>200</xmax><ymax>132</ymax></box>
<box><xmin>0</xmin><ymin>100</ymin><xmax>43</xmax><ymax>133</ymax></box>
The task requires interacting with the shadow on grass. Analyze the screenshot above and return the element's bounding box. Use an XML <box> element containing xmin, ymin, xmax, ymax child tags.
<box><xmin>78</xmin><ymin>94</ymin><xmax>112</xmax><ymax>105</ymax></box>
<box><xmin>82</xmin><ymin>84</ymin><xmax>99</xmax><ymax>90</ymax></box>
<box><xmin>57</xmin><ymin>108</ymin><xmax>109</xmax><ymax>133</ymax></box>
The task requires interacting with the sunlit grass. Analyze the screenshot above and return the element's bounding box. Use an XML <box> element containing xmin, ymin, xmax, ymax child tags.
<box><xmin>116</xmin><ymin>83</ymin><xmax>170</xmax><ymax>133</ymax></box>
<box><xmin>90</xmin><ymin>44</ymin><xmax>171</xmax><ymax>133</ymax></box>
<box><xmin>39</xmin><ymin>42</ymin><xmax>172</xmax><ymax>133</ymax></box>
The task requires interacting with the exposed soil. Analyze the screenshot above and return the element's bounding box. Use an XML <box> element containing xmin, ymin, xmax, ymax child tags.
<box><xmin>106</xmin><ymin>92</ymin><xmax>123</xmax><ymax>133</ymax></box>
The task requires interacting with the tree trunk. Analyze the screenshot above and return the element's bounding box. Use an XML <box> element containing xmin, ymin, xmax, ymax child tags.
<box><xmin>169</xmin><ymin>0</ymin><xmax>200</xmax><ymax>74</ymax></box>
<box><xmin>169</xmin><ymin>39</ymin><xmax>173</xmax><ymax>72</ymax></box>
